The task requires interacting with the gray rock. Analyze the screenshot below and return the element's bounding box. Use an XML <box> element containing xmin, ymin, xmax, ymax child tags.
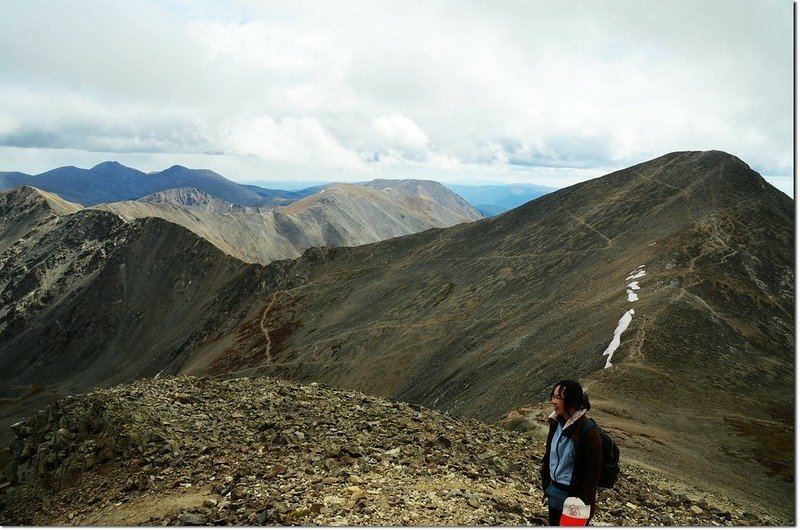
<box><xmin>179</xmin><ymin>513</ymin><xmax>208</xmax><ymax>525</ymax></box>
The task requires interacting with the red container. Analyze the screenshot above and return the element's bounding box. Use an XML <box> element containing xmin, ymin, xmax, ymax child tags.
<box><xmin>560</xmin><ymin>497</ymin><xmax>590</xmax><ymax>526</ymax></box>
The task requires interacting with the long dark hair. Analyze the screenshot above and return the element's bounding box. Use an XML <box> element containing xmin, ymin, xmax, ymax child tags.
<box><xmin>551</xmin><ymin>379</ymin><xmax>591</xmax><ymax>412</ymax></box>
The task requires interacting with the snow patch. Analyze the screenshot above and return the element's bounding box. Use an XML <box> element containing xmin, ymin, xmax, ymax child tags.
<box><xmin>626</xmin><ymin>269</ymin><xmax>646</xmax><ymax>280</ymax></box>
<box><xmin>601</xmin><ymin>264</ymin><xmax>646</xmax><ymax>366</ymax></box>
<box><xmin>603</xmin><ymin>309</ymin><xmax>635</xmax><ymax>369</ymax></box>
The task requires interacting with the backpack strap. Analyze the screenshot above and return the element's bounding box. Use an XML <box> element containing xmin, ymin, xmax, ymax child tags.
<box><xmin>580</xmin><ymin>418</ymin><xmax>597</xmax><ymax>440</ymax></box>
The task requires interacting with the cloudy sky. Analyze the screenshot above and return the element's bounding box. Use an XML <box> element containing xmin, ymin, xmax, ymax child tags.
<box><xmin>0</xmin><ymin>0</ymin><xmax>793</xmax><ymax>194</ymax></box>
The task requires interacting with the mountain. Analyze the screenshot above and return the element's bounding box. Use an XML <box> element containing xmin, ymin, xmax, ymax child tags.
<box><xmin>0</xmin><ymin>186</ymin><xmax>82</xmax><ymax>255</ymax></box>
<box><xmin>0</xmin><ymin>177</ymin><xmax>483</xmax><ymax>425</ymax></box>
<box><xmin>137</xmin><ymin>187</ymin><xmax>250</xmax><ymax>212</ymax></box>
<box><xmin>0</xmin><ymin>162</ymin><xmax>301</xmax><ymax>207</ymax></box>
<box><xmin>91</xmin><ymin>182</ymin><xmax>482</xmax><ymax>265</ymax></box>
<box><xmin>245</xmin><ymin>179</ymin><xmax>331</xmax><ymax>191</ymax></box>
<box><xmin>0</xmin><ymin>375</ymin><xmax>780</xmax><ymax>525</ymax></box>
<box><xmin>362</xmin><ymin>179</ymin><xmax>483</xmax><ymax>223</ymax></box>
<box><xmin>189</xmin><ymin>150</ymin><xmax>792</xmax><ymax>518</ymax></box>
<box><xmin>282</xmin><ymin>181</ymin><xmax>482</xmax><ymax>232</ymax></box>
<box><xmin>0</xmin><ymin>150</ymin><xmax>792</xmax><ymax>519</ymax></box>
<box><xmin>446</xmin><ymin>183</ymin><xmax>556</xmax><ymax>216</ymax></box>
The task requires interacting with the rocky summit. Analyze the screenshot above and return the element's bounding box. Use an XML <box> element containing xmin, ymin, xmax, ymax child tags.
<box><xmin>0</xmin><ymin>376</ymin><xmax>779</xmax><ymax>526</ymax></box>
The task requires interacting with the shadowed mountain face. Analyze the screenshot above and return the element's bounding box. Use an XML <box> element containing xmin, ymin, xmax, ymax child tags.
<box><xmin>190</xmin><ymin>151</ymin><xmax>792</xmax><ymax>516</ymax></box>
<box><xmin>0</xmin><ymin>151</ymin><xmax>793</xmax><ymax>518</ymax></box>
<box><xmin>0</xmin><ymin>193</ymin><xmax>263</xmax><ymax>431</ymax></box>
<box><xmin>0</xmin><ymin>178</ymin><xmax>483</xmax><ymax>437</ymax></box>
<box><xmin>0</xmin><ymin>187</ymin><xmax>82</xmax><ymax>256</ymax></box>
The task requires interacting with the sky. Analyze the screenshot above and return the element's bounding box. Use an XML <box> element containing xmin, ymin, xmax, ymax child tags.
<box><xmin>0</xmin><ymin>0</ymin><xmax>793</xmax><ymax>195</ymax></box>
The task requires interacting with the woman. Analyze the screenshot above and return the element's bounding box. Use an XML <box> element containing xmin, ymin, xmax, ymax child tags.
<box><xmin>540</xmin><ymin>379</ymin><xmax>602</xmax><ymax>525</ymax></box>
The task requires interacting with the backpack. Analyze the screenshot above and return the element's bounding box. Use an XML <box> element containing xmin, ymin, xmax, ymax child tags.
<box><xmin>580</xmin><ymin>418</ymin><xmax>620</xmax><ymax>489</ymax></box>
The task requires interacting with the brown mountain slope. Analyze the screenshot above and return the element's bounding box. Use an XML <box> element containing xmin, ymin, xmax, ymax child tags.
<box><xmin>182</xmin><ymin>150</ymin><xmax>792</xmax><ymax>518</ymax></box>
<box><xmin>0</xmin><ymin>179</ymin><xmax>482</xmax><ymax>445</ymax></box>
<box><xmin>0</xmin><ymin>151</ymin><xmax>792</xmax><ymax>519</ymax></box>
<box><xmin>93</xmin><ymin>181</ymin><xmax>482</xmax><ymax>265</ymax></box>
<box><xmin>0</xmin><ymin>196</ymin><xmax>266</xmax><ymax>448</ymax></box>
<box><xmin>362</xmin><ymin>178</ymin><xmax>482</xmax><ymax>223</ymax></box>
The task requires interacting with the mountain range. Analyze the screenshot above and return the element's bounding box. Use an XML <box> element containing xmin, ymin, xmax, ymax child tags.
<box><xmin>0</xmin><ymin>163</ymin><xmax>553</xmax><ymax>217</ymax></box>
<box><xmin>0</xmin><ymin>150</ymin><xmax>793</xmax><ymax>520</ymax></box>
<box><xmin>92</xmin><ymin>181</ymin><xmax>482</xmax><ymax>265</ymax></box>
<box><xmin>446</xmin><ymin>183</ymin><xmax>556</xmax><ymax>216</ymax></box>
<box><xmin>0</xmin><ymin>162</ymin><xmax>308</xmax><ymax>207</ymax></box>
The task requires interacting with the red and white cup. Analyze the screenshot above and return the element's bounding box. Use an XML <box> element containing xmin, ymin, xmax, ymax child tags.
<box><xmin>560</xmin><ymin>496</ymin><xmax>590</xmax><ymax>526</ymax></box>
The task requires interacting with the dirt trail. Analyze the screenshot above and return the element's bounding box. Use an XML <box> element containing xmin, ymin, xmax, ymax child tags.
<box><xmin>71</xmin><ymin>489</ymin><xmax>216</xmax><ymax>526</ymax></box>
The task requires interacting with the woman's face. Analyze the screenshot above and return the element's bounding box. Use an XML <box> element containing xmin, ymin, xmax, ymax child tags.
<box><xmin>550</xmin><ymin>385</ymin><xmax>568</xmax><ymax>417</ymax></box>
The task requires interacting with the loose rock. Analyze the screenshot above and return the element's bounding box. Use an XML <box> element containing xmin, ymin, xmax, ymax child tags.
<box><xmin>0</xmin><ymin>375</ymin><xmax>781</xmax><ymax>526</ymax></box>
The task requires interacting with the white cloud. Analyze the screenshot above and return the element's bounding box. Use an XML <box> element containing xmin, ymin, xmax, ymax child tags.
<box><xmin>188</xmin><ymin>19</ymin><xmax>329</xmax><ymax>75</ymax></box>
<box><xmin>373</xmin><ymin>114</ymin><xmax>430</xmax><ymax>150</ymax></box>
<box><xmin>223</xmin><ymin>115</ymin><xmax>364</xmax><ymax>170</ymax></box>
<box><xmin>0</xmin><ymin>0</ymin><xmax>791</xmax><ymax>192</ymax></box>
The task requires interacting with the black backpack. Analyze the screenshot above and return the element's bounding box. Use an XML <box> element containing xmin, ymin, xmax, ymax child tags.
<box><xmin>580</xmin><ymin>418</ymin><xmax>620</xmax><ymax>489</ymax></box>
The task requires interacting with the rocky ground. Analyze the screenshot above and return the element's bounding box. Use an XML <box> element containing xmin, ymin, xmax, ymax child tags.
<box><xmin>0</xmin><ymin>376</ymin><xmax>783</xmax><ymax>526</ymax></box>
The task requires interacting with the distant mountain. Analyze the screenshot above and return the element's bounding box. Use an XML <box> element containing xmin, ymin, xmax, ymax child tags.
<box><xmin>244</xmin><ymin>179</ymin><xmax>331</xmax><ymax>191</ymax></box>
<box><xmin>0</xmin><ymin>151</ymin><xmax>792</xmax><ymax>519</ymax></box>
<box><xmin>0</xmin><ymin>162</ymin><xmax>301</xmax><ymax>207</ymax></box>
<box><xmin>92</xmin><ymin>182</ymin><xmax>482</xmax><ymax>265</ymax></box>
<box><xmin>446</xmin><ymin>183</ymin><xmax>556</xmax><ymax>216</ymax></box>
<box><xmin>363</xmin><ymin>179</ymin><xmax>481</xmax><ymax>223</ymax></box>
<box><xmin>137</xmin><ymin>187</ymin><xmax>249</xmax><ymax>213</ymax></box>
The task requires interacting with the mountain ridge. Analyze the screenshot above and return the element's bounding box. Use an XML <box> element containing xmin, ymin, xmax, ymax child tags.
<box><xmin>0</xmin><ymin>163</ymin><xmax>288</xmax><ymax>207</ymax></box>
<box><xmin>182</xmin><ymin>150</ymin><xmax>792</xmax><ymax>517</ymax></box>
<box><xmin>0</xmin><ymin>150</ymin><xmax>793</xmax><ymax>520</ymax></box>
<box><xmin>90</xmin><ymin>181</ymin><xmax>481</xmax><ymax>265</ymax></box>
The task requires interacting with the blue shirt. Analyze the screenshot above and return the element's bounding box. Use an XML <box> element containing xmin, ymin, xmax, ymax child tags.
<box><xmin>548</xmin><ymin>420</ymin><xmax>575</xmax><ymax>485</ymax></box>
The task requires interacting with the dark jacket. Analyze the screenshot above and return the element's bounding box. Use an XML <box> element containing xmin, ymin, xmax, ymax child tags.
<box><xmin>540</xmin><ymin>412</ymin><xmax>603</xmax><ymax>519</ymax></box>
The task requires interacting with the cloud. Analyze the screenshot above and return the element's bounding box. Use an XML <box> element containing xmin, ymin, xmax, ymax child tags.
<box><xmin>372</xmin><ymin>114</ymin><xmax>430</xmax><ymax>150</ymax></box>
<box><xmin>0</xmin><ymin>87</ymin><xmax>215</xmax><ymax>154</ymax></box>
<box><xmin>0</xmin><ymin>0</ymin><xmax>791</xmax><ymax>191</ymax></box>
<box><xmin>222</xmin><ymin>115</ymin><xmax>365</xmax><ymax>170</ymax></box>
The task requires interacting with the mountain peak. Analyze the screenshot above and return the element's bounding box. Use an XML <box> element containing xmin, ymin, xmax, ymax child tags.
<box><xmin>362</xmin><ymin>179</ymin><xmax>483</xmax><ymax>220</ymax></box>
<box><xmin>90</xmin><ymin>161</ymin><xmax>131</xmax><ymax>171</ymax></box>
<box><xmin>628</xmin><ymin>149</ymin><xmax>776</xmax><ymax>199</ymax></box>
<box><xmin>2</xmin><ymin>185</ymin><xmax>83</xmax><ymax>216</ymax></box>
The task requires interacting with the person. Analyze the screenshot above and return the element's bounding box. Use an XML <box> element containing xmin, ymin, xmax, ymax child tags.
<box><xmin>540</xmin><ymin>379</ymin><xmax>602</xmax><ymax>525</ymax></box>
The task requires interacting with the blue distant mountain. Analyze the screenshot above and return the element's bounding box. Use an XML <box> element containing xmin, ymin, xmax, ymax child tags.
<box><xmin>0</xmin><ymin>162</ymin><xmax>557</xmax><ymax>213</ymax></box>
<box><xmin>245</xmin><ymin>179</ymin><xmax>331</xmax><ymax>192</ymax></box>
<box><xmin>445</xmin><ymin>183</ymin><xmax>556</xmax><ymax>216</ymax></box>
<box><xmin>0</xmin><ymin>162</ymin><xmax>309</xmax><ymax>207</ymax></box>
